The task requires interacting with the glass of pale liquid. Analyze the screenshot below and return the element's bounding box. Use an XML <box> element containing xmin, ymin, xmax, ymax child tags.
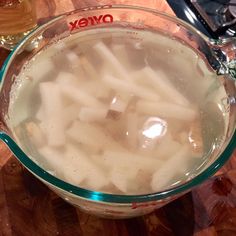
<box><xmin>0</xmin><ymin>0</ymin><xmax>37</xmax><ymax>50</ymax></box>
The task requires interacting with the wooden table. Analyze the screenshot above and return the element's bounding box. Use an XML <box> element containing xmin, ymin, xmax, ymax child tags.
<box><xmin>0</xmin><ymin>1</ymin><xmax>236</xmax><ymax>235</ymax></box>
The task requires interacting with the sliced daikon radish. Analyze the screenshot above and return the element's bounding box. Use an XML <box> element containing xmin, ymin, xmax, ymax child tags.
<box><xmin>141</xmin><ymin>66</ymin><xmax>190</xmax><ymax>106</ymax></box>
<box><xmin>63</xmin><ymin>104</ymin><xmax>80</xmax><ymax>127</ymax></box>
<box><xmin>102</xmin><ymin>74</ymin><xmax>160</xmax><ymax>101</ymax></box>
<box><xmin>9</xmin><ymin>76</ymin><xmax>44</xmax><ymax>127</ymax></box>
<box><xmin>78</xmin><ymin>107</ymin><xmax>107</xmax><ymax>122</ymax></box>
<box><xmin>102</xmin><ymin>150</ymin><xmax>162</xmax><ymax>171</ymax></box>
<box><xmin>93</xmin><ymin>41</ymin><xmax>130</xmax><ymax>80</ymax></box>
<box><xmin>154</xmin><ymin>134</ymin><xmax>182</xmax><ymax>160</ymax></box>
<box><xmin>188</xmin><ymin>119</ymin><xmax>204</xmax><ymax>157</ymax></box>
<box><xmin>151</xmin><ymin>145</ymin><xmax>191</xmax><ymax>192</ymax></box>
<box><xmin>80</xmin><ymin>55</ymin><xmax>98</xmax><ymax>79</ymax></box>
<box><xmin>111</xmin><ymin>44</ymin><xmax>130</xmax><ymax>68</ymax></box>
<box><xmin>136</xmin><ymin>101</ymin><xmax>196</xmax><ymax>121</ymax></box>
<box><xmin>110</xmin><ymin>167</ymin><xmax>138</xmax><ymax>193</ymax></box>
<box><xmin>81</xmin><ymin>80</ymin><xmax>111</xmax><ymax>99</ymax></box>
<box><xmin>36</xmin><ymin>106</ymin><xmax>44</xmax><ymax>121</ymax></box>
<box><xmin>67</xmin><ymin>121</ymin><xmax>120</xmax><ymax>151</ymax></box>
<box><xmin>56</xmin><ymin>71</ymin><xmax>78</xmax><ymax>85</ymax></box>
<box><xmin>65</xmin><ymin>144</ymin><xmax>109</xmax><ymax>190</ymax></box>
<box><xmin>109</xmin><ymin>94</ymin><xmax>130</xmax><ymax>113</ymax></box>
<box><xmin>38</xmin><ymin>146</ymin><xmax>84</xmax><ymax>185</ymax></box>
<box><xmin>30</xmin><ymin>58</ymin><xmax>54</xmax><ymax>81</ymax></box>
<box><xmin>39</xmin><ymin>82</ymin><xmax>65</xmax><ymax>146</ymax></box>
<box><xmin>126</xmin><ymin>112</ymin><xmax>138</xmax><ymax>149</ymax></box>
<box><xmin>60</xmin><ymin>82</ymin><xmax>106</xmax><ymax>108</ymax></box>
<box><xmin>26</xmin><ymin>122</ymin><xmax>45</xmax><ymax>147</ymax></box>
<box><xmin>65</xmin><ymin>50</ymin><xmax>80</xmax><ymax>63</ymax></box>
<box><xmin>110</xmin><ymin>169</ymin><xmax>128</xmax><ymax>193</ymax></box>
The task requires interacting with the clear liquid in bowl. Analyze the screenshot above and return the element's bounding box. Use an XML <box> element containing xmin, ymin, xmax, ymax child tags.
<box><xmin>8</xmin><ymin>28</ymin><xmax>228</xmax><ymax>195</ymax></box>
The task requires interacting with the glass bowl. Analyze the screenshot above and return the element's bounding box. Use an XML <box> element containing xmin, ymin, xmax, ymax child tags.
<box><xmin>0</xmin><ymin>5</ymin><xmax>235</xmax><ymax>218</ymax></box>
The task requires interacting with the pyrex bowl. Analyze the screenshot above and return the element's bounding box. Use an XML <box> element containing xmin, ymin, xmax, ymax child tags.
<box><xmin>0</xmin><ymin>5</ymin><xmax>236</xmax><ymax>219</ymax></box>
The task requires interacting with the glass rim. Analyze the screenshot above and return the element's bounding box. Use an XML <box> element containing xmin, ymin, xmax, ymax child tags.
<box><xmin>0</xmin><ymin>4</ymin><xmax>235</xmax><ymax>204</ymax></box>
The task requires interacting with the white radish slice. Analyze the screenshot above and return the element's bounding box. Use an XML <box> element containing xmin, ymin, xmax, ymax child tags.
<box><xmin>151</xmin><ymin>145</ymin><xmax>191</xmax><ymax>192</ymax></box>
<box><xmin>38</xmin><ymin>146</ymin><xmax>84</xmax><ymax>185</ymax></box>
<box><xmin>102</xmin><ymin>74</ymin><xmax>160</xmax><ymax>101</ymax></box>
<box><xmin>9</xmin><ymin>59</ymin><xmax>53</xmax><ymax>127</ymax></box>
<box><xmin>102</xmin><ymin>150</ymin><xmax>163</xmax><ymax>171</ymax></box>
<box><xmin>60</xmin><ymin>82</ymin><xmax>106</xmax><ymax>108</ymax></box>
<box><xmin>65</xmin><ymin>50</ymin><xmax>80</xmax><ymax>63</ymax></box>
<box><xmin>141</xmin><ymin>66</ymin><xmax>190</xmax><ymax>107</ymax></box>
<box><xmin>111</xmin><ymin>44</ymin><xmax>130</xmax><ymax>69</ymax></box>
<box><xmin>136</xmin><ymin>100</ymin><xmax>196</xmax><ymax>121</ymax></box>
<box><xmin>109</xmin><ymin>94</ymin><xmax>130</xmax><ymax>113</ymax></box>
<box><xmin>56</xmin><ymin>71</ymin><xmax>78</xmax><ymax>86</ymax></box>
<box><xmin>63</xmin><ymin>104</ymin><xmax>80</xmax><ymax>127</ymax></box>
<box><xmin>65</xmin><ymin>144</ymin><xmax>109</xmax><ymax>190</ymax></box>
<box><xmin>30</xmin><ymin>58</ymin><xmax>54</xmax><ymax>81</ymax></box>
<box><xmin>26</xmin><ymin>122</ymin><xmax>45</xmax><ymax>147</ymax></box>
<box><xmin>66</xmin><ymin>121</ymin><xmax>121</xmax><ymax>150</ymax></box>
<box><xmin>78</xmin><ymin>107</ymin><xmax>107</xmax><ymax>122</ymax></box>
<box><xmin>110</xmin><ymin>167</ymin><xmax>138</xmax><ymax>193</ymax></box>
<box><xmin>80</xmin><ymin>55</ymin><xmax>98</xmax><ymax>79</ymax></box>
<box><xmin>36</xmin><ymin>106</ymin><xmax>44</xmax><ymax>121</ymax></box>
<box><xmin>39</xmin><ymin>82</ymin><xmax>65</xmax><ymax>147</ymax></box>
<box><xmin>81</xmin><ymin>80</ymin><xmax>111</xmax><ymax>99</ymax></box>
<box><xmin>126</xmin><ymin>112</ymin><xmax>138</xmax><ymax>149</ymax></box>
<box><xmin>154</xmin><ymin>133</ymin><xmax>182</xmax><ymax>160</ymax></box>
<box><xmin>93</xmin><ymin>41</ymin><xmax>130</xmax><ymax>80</ymax></box>
<box><xmin>188</xmin><ymin>119</ymin><xmax>204</xmax><ymax>157</ymax></box>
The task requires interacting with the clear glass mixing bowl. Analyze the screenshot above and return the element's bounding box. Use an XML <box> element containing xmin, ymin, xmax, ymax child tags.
<box><xmin>0</xmin><ymin>5</ymin><xmax>235</xmax><ymax>218</ymax></box>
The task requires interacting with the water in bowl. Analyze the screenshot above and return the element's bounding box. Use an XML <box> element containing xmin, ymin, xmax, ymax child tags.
<box><xmin>8</xmin><ymin>27</ymin><xmax>228</xmax><ymax>195</ymax></box>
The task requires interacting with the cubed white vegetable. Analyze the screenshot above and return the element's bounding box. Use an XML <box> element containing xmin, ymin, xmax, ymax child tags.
<box><xmin>81</xmin><ymin>80</ymin><xmax>111</xmax><ymax>99</ymax></box>
<box><xmin>65</xmin><ymin>144</ymin><xmax>109</xmax><ymax>190</ymax></box>
<box><xmin>38</xmin><ymin>146</ymin><xmax>85</xmax><ymax>185</ymax></box>
<box><xmin>66</xmin><ymin>121</ymin><xmax>121</xmax><ymax>151</ymax></box>
<box><xmin>36</xmin><ymin>106</ymin><xmax>44</xmax><ymax>121</ymax></box>
<box><xmin>154</xmin><ymin>133</ymin><xmax>182</xmax><ymax>160</ymax></box>
<box><xmin>110</xmin><ymin>169</ymin><xmax>128</xmax><ymax>193</ymax></box>
<box><xmin>60</xmin><ymin>82</ymin><xmax>106</xmax><ymax>108</ymax></box>
<box><xmin>102</xmin><ymin>150</ymin><xmax>163</xmax><ymax>171</ymax></box>
<box><xmin>188</xmin><ymin>119</ymin><xmax>204</xmax><ymax>157</ymax></box>
<box><xmin>26</xmin><ymin>122</ymin><xmax>45</xmax><ymax>147</ymax></box>
<box><xmin>56</xmin><ymin>71</ymin><xmax>78</xmax><ymax>86</ymax></box>
<box><xmin>111</xmin><ymin>44</ymin><xmax>130</xmax><ymax>69</ymax></box>
<box><xmin>65</xmin><ymin>50</ymin><xmax>80</xmax><ymax>63</ymax></box>
<box><xmin>30</xmin><ymin>58</ymin><xmax>54</xmax><ymax>81</ymax></box>
<box><xmin>39</xmin><ymin>82</ymin><xmax>65</xmax><ymax>146</ymax></box>
<box><xmin>136</xmin><ymin>100</ymin><xmax>196</xmax><ymax>121</ymax></box>
<box><xmin>63</xmin><ymin>104</ymin><xmax>80</xmax><ymax>127</ymax></box>
<box><xmin>110</xmin><ymin>167</ymin><xmax>137</xmax><ymax>193</ymax></box>
<box><xmin>78</xmin><ymin>107</ymin><xmax>107</xmax><ymax>122</ymax></box>
<box><xmin>80</xmin><ymin>55</ymin><xmax>98</xmax><ymax>79</ymax></box>
<box><xmin>151</xmin><ymin>145</ymin><xmax>191</xmax><ymax>192</ymax></box>
<box><xmin>141</xmin><ymin>66</ymin><xmax>190</xmax><ymax>107</ymax></box>
<box><xmin>102</xmin><ymin>74</ymin><xmax>160</xmax><ymax>102</ymax></box>
<box><xmin>93</xmin><ymin>41</ymin><xmax>130</xmax><ymax>80</ymax></box>
<box><xmin>109</xmin><ymin>94</ymin><xmax>130</xmax><ymax>113</ymax></box>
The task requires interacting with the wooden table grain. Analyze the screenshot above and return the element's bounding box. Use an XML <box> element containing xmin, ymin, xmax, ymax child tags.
<box><xmin>0</xmin><ymin>1</ymin><xmax>236</xmax><ymax>235</ymax></box>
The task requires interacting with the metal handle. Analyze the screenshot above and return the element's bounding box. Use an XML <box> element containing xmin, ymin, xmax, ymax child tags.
<box><xmin>209</xmin><ymin>38</ymin><xmax>236</xmax><ymax>81</ymax></box>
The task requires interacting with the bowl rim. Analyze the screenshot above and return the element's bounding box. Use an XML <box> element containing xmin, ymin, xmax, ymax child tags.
<box><xmin>0</xmin><ymin>4</ymin><xmax>235</xmax><ymax>204</ymax></box>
